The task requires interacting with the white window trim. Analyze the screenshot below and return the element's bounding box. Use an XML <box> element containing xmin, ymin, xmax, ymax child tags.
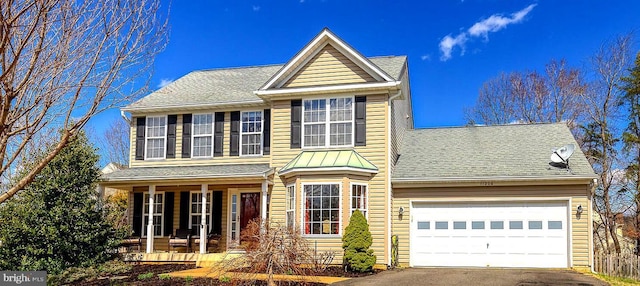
<box><xmin>286</xmin><ymin>184</ymin><xmax>296</xmax><ymax>229</ymax></box>
<box><xmin>191</xmin><ymin>113</ymin><xmax>214</xmax><ymax>158</ymax></box>
<box><xmin>239</xmin><ymin>110</ymin><xmax>264</xmax><ymax>157</ymax></box>
<box><xmin>300</xmin><ymin>182</ymin><xmax>342</xmax><ymax>238</ymax></box>
<box><xmin>301</xmin><ymin>96</ymin><xmax>355</xmax><ymax>149</ymax></box>
<box><xmin>144</xmin><ymin>115</ymin><xmax>168</xmax><ymax>160</ymax></box>
<box><xmin>189</xmin><ymin>190</ymin><xmax>213</xmax><ymax>232</ymax></box>
<box><xmin>142</xmin><ymin>191</ymin><xmax>165</xmax><ymax>238</ymax></box>
<box><xmin>349</xmin><ymin>183</ymin><xmax>368</xmax><ymax>219</ymax></box>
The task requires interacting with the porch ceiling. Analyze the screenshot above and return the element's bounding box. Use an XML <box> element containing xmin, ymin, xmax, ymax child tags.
<box><xmin>101</xmin><ymin>164</ymin><xmax>273</xmax><ymax>185</ymax></box>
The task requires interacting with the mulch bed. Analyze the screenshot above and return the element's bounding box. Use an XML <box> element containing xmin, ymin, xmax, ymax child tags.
<box><xmin>69</xmin><ymin>264</ymin><xmax>381</xmax><ymax>285</ymax></box>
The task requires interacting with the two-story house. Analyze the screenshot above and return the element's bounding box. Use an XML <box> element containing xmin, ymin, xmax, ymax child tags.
<box><xmin>101</xmin><ymin>28</ymin><xmax>597</xmax><ymax>269</ymax></box>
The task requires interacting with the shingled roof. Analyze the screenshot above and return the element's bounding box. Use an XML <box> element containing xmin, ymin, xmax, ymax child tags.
<box><xmin>392</xmin><ymin>123</ymin><xmax>596</xmax><ymax>182</ymax></box>
<box><xmin>124</xmin><ymin>56</ymin><xmax>406</xmax><ymax>112</ymax></box>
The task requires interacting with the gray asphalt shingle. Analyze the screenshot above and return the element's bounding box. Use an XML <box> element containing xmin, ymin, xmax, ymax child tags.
<box><xmin>102</xmin><ymin>164</ymin><xmax>272</xmax><ymax>181</ymax></box>
<box><xmin>124</xmin><ymin>56</ymin><xmax>406</xmax><ymax>111</ymax></box>
<box><xmin>392</xmin><ymin>123</ymin><xmax>596</xmax><ymax>180</ymax></box>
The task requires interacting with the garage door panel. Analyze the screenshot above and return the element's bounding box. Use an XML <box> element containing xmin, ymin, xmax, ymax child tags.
<box><xmin>410</xmin><ymin>201</ymin><xmax>569</xmax><ymax>268</ymax></box>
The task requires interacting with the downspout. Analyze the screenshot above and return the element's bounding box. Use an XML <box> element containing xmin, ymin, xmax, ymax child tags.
<box><xmin>387</xmin><ymin>90</ymin><xmax>402</xmax><ymax>267</ymax></box>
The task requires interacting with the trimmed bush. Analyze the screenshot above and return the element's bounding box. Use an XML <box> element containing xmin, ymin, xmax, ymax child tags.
<box><xmin>342</xmin><ymin>210</ymin><xmax>376</xmax><ymax>272</ymax></box>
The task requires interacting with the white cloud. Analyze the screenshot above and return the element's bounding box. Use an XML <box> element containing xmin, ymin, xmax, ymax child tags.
<box><xmin>252</xmin><ymin>5</ymin><xmax>260</xmax><ymax>11</ymax></box>
<box><xmin>421</xmin><ymin>54</ymin><xmax>431</xmax><ymax>61</ymax></box>
<box><xmin>158</xmin><ymin>78</ymin><xmax>173</xmax><ymax>88</ymax></box>
<box><xmin>438</xmin><ymin>4</ymin><xmax>536</xmax><ymax>61</ymax></box>
<box><xmin>300</xmin><ymin>0</ymin><xmax>305</xmax><ymax>3</ymax></box>
<box><xmin>468</xmin><ymin>4</ymin><xmax>537</xmax><ymax>39</ymax></box>
<box><xmin>439</xmin><ymin>33</ymin><xmax>467</xmax><ymax>61</ymax></box>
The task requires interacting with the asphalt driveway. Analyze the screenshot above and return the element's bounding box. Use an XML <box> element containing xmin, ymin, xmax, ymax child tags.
<box><xmin>332</xmin><ymin>268</ymin><xmax>608</xmax><ymax>286</ymax></box>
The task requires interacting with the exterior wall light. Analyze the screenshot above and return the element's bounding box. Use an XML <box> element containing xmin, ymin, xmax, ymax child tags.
<box><xmin>577</xmin><ymin>204</ymin><xmax>583</xmax><ymax>214</ymax></box>
<box><xmin>398</xmin><ymin>206</ymin><xmax>405</xmax><ymax>215</ymax></box>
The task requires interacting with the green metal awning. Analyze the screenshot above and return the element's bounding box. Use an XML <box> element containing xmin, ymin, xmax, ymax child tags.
<box><xmin>279</xmin><ymin>150</ymin><xmax>378</xmax><ymax>176</ymax></box>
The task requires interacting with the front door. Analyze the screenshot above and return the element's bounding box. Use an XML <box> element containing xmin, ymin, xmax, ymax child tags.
<box><xmin>228</xmin><ymin>191</ymin><xmax>261</xmax><ymax>249</ymax></box>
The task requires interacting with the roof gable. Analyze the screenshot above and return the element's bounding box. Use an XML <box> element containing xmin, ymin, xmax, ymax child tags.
<box><xmin>259</xmin><ymin>28</ymin><xmax>394</xmax><ymax>91</ymax></box>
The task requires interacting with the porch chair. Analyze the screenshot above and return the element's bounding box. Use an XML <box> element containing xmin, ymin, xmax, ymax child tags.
<box><xmin>193</xmin><ymin>232</ymin><xmax>221</xmax><ymax>252</ymax></box>
<box><xmin>119</xmin><ymin>236</ymin><xmax>142</xmax><ymax>252</ymax></box>
<box><xmin>168</xmin><ymin>229</ymin><xmax>192</xmax><ymax>252</ymax></box>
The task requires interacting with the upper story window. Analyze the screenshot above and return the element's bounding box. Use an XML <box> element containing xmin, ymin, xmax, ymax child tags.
<box><xmin>145</xmin><ymin>116</ymin><xmax>166</xmax><ymax>159</ymax></box>
<box><xmin>192</xmin><ymin>114</ymin><xmax>213</xmax><ymax>158</ymax></box>
<box><xmin>302</xmin><ymin>97</ymin><xmax>353</xmax><ymax>148</ymax></box>
<box><xmin>241</xmin><ymin>111</ymin><xmax>262</xmax><ymax>155</ymax></box>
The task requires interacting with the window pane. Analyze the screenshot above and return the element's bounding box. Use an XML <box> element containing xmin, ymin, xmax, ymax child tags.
<box><xmin>435</xmin><ymin>221</ymin><xmax>448</xmax><ymax>229</ymax></box>
<box><xmin>509</xmin><ymin>221</ymin><xmax>523</xmax><ymax>229</ymax></box>
<box><xmin>417</xmin><ymin>221</ymin><xmax>430</xmax><ymax>229</ymax></box>
<box><xmin>453</xmin><ymin>221</ymin><xmax>466</xmax><ymax>229</ymax></box>
<box><xmin>303</xmin><ymin>184</ymin><xmax>340</xmax><ymax>235</ymax></box>
<box><xmin>529</xmin><ymin>221</ymin><xmax>543</xmax><ymax>229</ymax></box>
<box><xmin>472</xmin><ymin>221</ymin><xmax>485</xmax><ymax>229</ymax></box>
<box><xmin>490</xmin><ymin>221</ymin><xmax>504</xmax><ymax>229</ymax></box>
<box><xmin>548</xmin><ymin>221</ymin><xmax>563</xmax><ymax>229</ymax></box>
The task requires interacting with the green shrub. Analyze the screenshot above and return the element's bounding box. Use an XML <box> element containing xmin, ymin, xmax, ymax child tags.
<box><xmin>137</xmin><ymin>272</ymin><xmax>154</xmax><ymax>280</ymax></box>
<box><xmin>219</xmin><ymin>275</ymin><xmax>231</xmax><ymax>283</ymax></box>
<box><xmin>158</xmin><ymin>273</ymin><xmax>171</xmax><ymax>280</ymax></box>
<box><xmin>342</xmin><ymin>210</ymin><xmax>376</xmax><ymax>272</ymax></box>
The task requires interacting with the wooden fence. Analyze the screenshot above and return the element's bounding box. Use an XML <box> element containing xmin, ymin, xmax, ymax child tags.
<box><xmin>594</xmin><ymin>252</ymin><xmax>640</xmax><ymax>281</ymax></box>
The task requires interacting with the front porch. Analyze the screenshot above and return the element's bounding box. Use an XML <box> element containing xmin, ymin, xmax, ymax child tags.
<box><xmin>100</xmin><ymin>164</ymin><xmax>275</xmax><ymax>256</ymax></box>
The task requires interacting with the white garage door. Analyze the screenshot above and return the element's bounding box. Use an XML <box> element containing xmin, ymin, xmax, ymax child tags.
<box><xmin>410</xmin><ymin>201</ymin><xmax>569</xmax><ymax>268</ymax></box>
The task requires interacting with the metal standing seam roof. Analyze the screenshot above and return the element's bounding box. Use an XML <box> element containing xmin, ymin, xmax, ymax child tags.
<box><xmin>392</xmin><ymin>123</ymin><xmax>596</xmax><ymax>181</ymax></box>
<box><xmin>101</xmin><ymin>164</ymin><xmax>273</xmax><ymax>182</ymax></box>
<box><xmin>123</xmin><ymin>56</ymin><xmax>406</xmax><ymax>111</ymax></box>
<box><xmin>279</xmin><ymin>150</ymin><xmax>378</xmax><ymax>174</ymax></box>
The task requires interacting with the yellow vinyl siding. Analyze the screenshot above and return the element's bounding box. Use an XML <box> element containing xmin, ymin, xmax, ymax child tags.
<box><xmin>130</xmin><ymin>112</ymin><xmax>270</xmax><ymax>168</ymax></box>
<box><xmin>283</xmin><ymin>44</ymin><xmax>376</xmax><ymax>88</ymax></box>
<box><xmin>391</xmin><ymin>184</ymin><xmax>591</xmax><ymax>267</ymax></box>
<box><xmin>269</xmin><ymin>94</ymin><xmax>389</xmax><ymax>265</ymax></box>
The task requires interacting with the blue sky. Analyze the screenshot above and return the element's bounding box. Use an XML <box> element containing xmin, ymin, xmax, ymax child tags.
<box><xmin>90</xmin><ymin>0</ymin><xmax>640</xmax><ymax>161</ymax></box>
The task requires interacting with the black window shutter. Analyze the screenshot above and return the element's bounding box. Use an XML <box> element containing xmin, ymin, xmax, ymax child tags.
<box><xmin>214</xmin><ymin>112</ymin><xmax>225</xmax><ymax>157</ymax></box>
<box><xmin>166</xmin><ymin>115</ymin><xmax>177</xmax><ymax>159</ymax></box>
<box><xmin>163</xmin><ymin>192</ymin><xmax>174</xmax><ymax>236</ymax></box>
<box><xmin>182</xmin><ymin>114</ymin><xmax>192</xmax><ymax>158</ymax></box>
<box><xmin>263</xmin><ymin>109</ymin><xmax>271</xmax><ymax>155</ymax></box>
<box><xmin>230</xmin><ymin>111</ymin><xmax>240</xmax><ymax>156</ymax></box>
<box><xmin>135</xmin><ymin>117</ymin><xmax>146</xmax><ymax>160</ymax></box>
<box><xmin>132</xmin><ymin>192</ymin><xmax>143</xmax><ymax>236</ymax></box>
<box><xmin>355</xmin><ymin>96</ymin><xmax>367</xmax><ymax>146</ymax></box>
<box><xmin>179</xmin><ymin>191</ymin><xmax>190</xmax><ymax>230</ymax></box>
<box><xmin>212</xmin><ymin>191</ymin><xmax>223</xmax><ymax>235</ymax></box>
<box><xmin>290</xmin><ymin>100</ymin><xmax>302</xmax><ymax>148</ymax></box>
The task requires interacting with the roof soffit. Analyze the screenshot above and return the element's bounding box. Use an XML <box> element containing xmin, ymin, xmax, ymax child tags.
<box><xmin>258</xmin><ymin>28</ymin><xmax>395</xmax><ymax>92</ymax></box>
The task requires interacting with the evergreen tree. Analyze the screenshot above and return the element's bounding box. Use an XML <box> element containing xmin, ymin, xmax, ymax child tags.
<box><xmin>342</xmin><ymin>210</ymin><xmax>376</xmax><ymax>272</ymax></box>
<box><xmin>621</xmin><ymin>51</ymin><xmax>640</xmax><ymax>253</ymax></box>
<box><xmin>0</xmin><ymin>132</ymin><xmax>121</xmax><ymax>274</ymax></box>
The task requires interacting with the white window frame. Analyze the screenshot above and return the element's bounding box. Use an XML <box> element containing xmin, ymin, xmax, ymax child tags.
<box><xmin>191</xmin><ymin>113</ymin><xmax>214</xmax><ymax>158</ymax></box>
<box><xmin>286</xmin><ymin>184</ymin><xmax>296</xmax><ymax>229</ymax></box>
<box><xmin>240</xmin><ymin>110</ymin><xmax>263</xmax><ymax>156</ymax></box>
<box><xmin>350</xmin><ymin>183</ymin><xmax>368</xmax><ymax>219</ymax></box>
<box><xmin>300</xmin><ymin>182</ymin><xmax>342</xmax><ymax>237</ymax></box>
<box><xmin>189</xmin><ymin>191</ymin><xmax>213</xmax><ymax>232</ymax></box>
<box><xmin>142</xmin><ymin>192</ymin><xmax>165</xmax><ymax>238</ymax></box>
<box><xmin>301</xmin><ymin>96</ymin><xmax>355</xmax><ymax>148</ymax></box>
<box><xmin>144</xmin><ymin>116</ymin><xmax>167</xmax><ymax>160</ymax></box>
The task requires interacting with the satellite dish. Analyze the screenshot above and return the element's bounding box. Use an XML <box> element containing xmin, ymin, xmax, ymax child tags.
<box><xmin>551</xmin><ymin>144</ymin><xmax>575</xmax><ymax>164</ymax></box>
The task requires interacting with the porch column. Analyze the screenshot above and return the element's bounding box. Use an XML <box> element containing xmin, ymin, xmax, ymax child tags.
<box><xmin>199</xmin><ymin>184</ymin><xmax>208</xmax><ymax>254</ymax></box>
<box><xmin>261</xmin><ymin>180</ymin><xmax>268</xmax><ymax>221</ymax></box>
<box><xmin>146</xmin><ymin>185</ymin><xmax>155</xmax><ymax>253</ymax></box>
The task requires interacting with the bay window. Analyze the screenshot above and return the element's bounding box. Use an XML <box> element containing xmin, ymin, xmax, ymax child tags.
<box><xmin>303</xmin><ymin>184</ymin><xmax>340</xmax><ymax>235</ymax></box>
<box><xmin>302</xmin><ymin>97</ymin><xmax>353</xmax><ymax>147</ymax></box>
<box><xmin>286</xmin><ymin>185</ymin><xmax>295</xmax><ymax>229</ymax></box>
<box><xmin>351</xmin><ymin>184</ymin><xmax>367</xmax><ymax>218</ymax></box>
<box><xmin>145</xmin><ymin>116</ymin><xmax>167</xmax><ymax>159</ymax></box>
